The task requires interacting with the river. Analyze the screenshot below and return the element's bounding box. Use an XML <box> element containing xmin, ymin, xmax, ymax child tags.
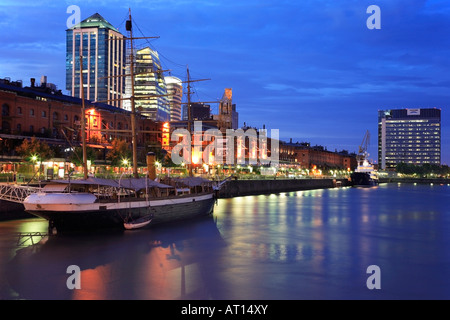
<box><xmin>1</xmin><ymin>183</ymin><xmax>449</xmax><ymax>300</ymax></box>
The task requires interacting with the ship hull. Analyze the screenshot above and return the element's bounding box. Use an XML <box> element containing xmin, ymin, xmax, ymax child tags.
<box><xmin>351</xmin><ymin>172</ymin><xmax>378</xmax><ymax>187</ymax></box>
<box><xmin>24</xmin><ymin>193</ymin><xmax>216</xmax><ymax>232</ymax></box>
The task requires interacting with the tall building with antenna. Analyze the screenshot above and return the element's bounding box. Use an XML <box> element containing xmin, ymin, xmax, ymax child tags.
<box><xmin>66</xmin><ymin>13</ymin><xmax>126</xmax><ymax>108</ymax></box>
<box><xmin>123</xmin><ymin>47</ymin><xmax>169</xmax><ymax>121</ymax></box>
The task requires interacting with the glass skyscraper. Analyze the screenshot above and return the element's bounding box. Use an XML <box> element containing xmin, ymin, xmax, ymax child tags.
<box><xmin>165</xmin><ymin>76</ymin><xmax>183</xmax><ymax>121</ymax></box>
<box><xmin>66</xmin><ymin>13</ymin><xmax>126</xmax><ymax>108</ymax></box>
<box><xmin>378</xmin><ymin>108</ymin><xmax>441</xmax><ymax>169</ymax></box>
<box><xmin>123</xmin><ymin>47</ymin><xmax>169</xmax><ymax>121</ymax></box>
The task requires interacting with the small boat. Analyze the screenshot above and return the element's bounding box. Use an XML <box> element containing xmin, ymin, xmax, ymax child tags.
<box><xmin>124</xmin><ymin>214</ymin><xmax>153</xmax><ymax>230</ymax></box>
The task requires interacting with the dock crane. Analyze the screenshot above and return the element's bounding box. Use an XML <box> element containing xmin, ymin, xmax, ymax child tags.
<box><xmin>357</xmin><ymin>130</ymin><xmax>371</xmax><ymax>164</ymax></box>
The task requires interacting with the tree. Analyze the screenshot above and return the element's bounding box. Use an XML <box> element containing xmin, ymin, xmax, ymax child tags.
<box><xmin>69</xmin><ymin>146</ymin><xmax>97</xmax><ymax>167</ymax></box>
<box><xmin>106</xmin><ymin>139</ymin><xmax>132</xmax><ymax>166</ymax></box>
<box><xmin>15</xmin><ymin>137</ymin><xmax>54</xmax><ymax>162</ymax></box>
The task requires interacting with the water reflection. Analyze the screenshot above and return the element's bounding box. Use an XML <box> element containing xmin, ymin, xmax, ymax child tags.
<box><xmin>3</xmin><ymin>215</ymin><xmax>227</xmax><ymax>300</ymax></box>
<box><xmin>2</xmin><ymin>184</ymin><xmax>450</xmax><ymax>300</ymax></box>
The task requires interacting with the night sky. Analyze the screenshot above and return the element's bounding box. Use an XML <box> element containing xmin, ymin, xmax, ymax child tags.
<box><xmin>1</xmin><ymin>0</ymin><xmax>449</xmax><ymax>164</ymax></box>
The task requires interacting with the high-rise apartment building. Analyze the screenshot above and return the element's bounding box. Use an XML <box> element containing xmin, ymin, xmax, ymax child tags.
<box><xmin>165</xmin><ymin>76</ymin><xmax>183</xmax><ymax>121</ymax></box>
<box><xmin>66</xmin><ymin>13</ymin><xmax>126</xmax><ymax>108</ymax></box>
<box><xmin>124</xmin><ymin>47</ymin><xmax>169</xmax><ymax>122</ymax></box>
<box><xmin>378</xmin><ymin>108</ymin><xmax>441</xmax><ymax>169</ymax></box>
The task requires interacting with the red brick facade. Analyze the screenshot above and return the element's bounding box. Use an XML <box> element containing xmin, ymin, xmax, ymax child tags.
<box><xmin>280</xmin><ymin>142</ymin><xmax>357</xmax><ymax>170</ymax></box>
<box><xmin>0</xmin><ymin>82</ymin><xmax>161</xmax><ymax>150</ymax></box>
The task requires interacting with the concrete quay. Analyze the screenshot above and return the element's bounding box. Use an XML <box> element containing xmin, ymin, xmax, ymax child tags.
<box><xmin>217</xmin><ymin>178</ymin><xmax>352</xmax><ymax>198</ymax></box>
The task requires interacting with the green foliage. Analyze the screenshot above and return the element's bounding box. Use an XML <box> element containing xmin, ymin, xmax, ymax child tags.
<box><xmin>69</xmin><ymin>146</ymin><xmax>98</xmax><ymax>166</ymax></box>
<box><xmin>396</xmin><ymin>162</ymin><xmax>450</xmax><ymax>177</ymax></box>
<box><xmin>106</xmin><ymin>139</ymin><xmax>132</xmax><ymax>166</ymax></box>
<box><xmin>15</xmin><ymin>137</ymin><xmax>54</xmax><ymax>161</ymax></box>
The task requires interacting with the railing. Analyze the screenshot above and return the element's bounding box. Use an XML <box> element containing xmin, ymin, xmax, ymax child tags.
<box><xmin>0</xmin><ymin>183</ymin><xmax>41</xmax><ymax>203</ymax></box>
<box><xmin>16</xmin><ymin>232</ymin><xmax>48</xmax><ymax>246</ymax></box>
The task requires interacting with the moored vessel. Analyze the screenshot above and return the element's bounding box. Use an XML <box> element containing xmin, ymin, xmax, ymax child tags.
<box><xmin>351</xmin><ymin>130</ymin><xmax>379</xmax><ymax>187</ymax></box>
<box><xmin>23</xmin><ymin>10</ymin><xmax>218</xmax><ymax>233</ymax></box>
<box><xmin>23</xmin><ymin>176</ymin><xmax>216</xmax><ymax>232</ymax></box>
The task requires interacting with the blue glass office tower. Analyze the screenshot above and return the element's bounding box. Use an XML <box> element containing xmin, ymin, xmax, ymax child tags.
<box><xmin>378</xmin><ymin>108</ymin><xmax>441</xmax><ymax>169</ymax></box>
<box><xmin>123</xmin><ymin>47</ymin><xmax>169</xmax><ymax>121</ymax></box>
<box><xmin>66</xmin><ymin>13</ymin><xmax>126</xmax><ymax>108</ymax></box>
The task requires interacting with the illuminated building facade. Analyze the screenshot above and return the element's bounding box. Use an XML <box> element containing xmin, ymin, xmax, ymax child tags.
<box><xmin>124</xmin><ymin>47</ymin><xmax>169</xmax><ymax>121</ymax></box>
<box><xmin>0</xmin><ymin>77</ymin><xmax>161</xmax><ymax>156</ymax></box>
<box><xmin>66</xmin><ymin>13</ymin><xmax>126</xmax><ymax>108</ymax></box>
<box><xmin>280</xmin><ymin>140</ymin><xmax>357</xmax><ymax>170</ymax></box>
<box><xmin>378</xmin><ymin>108</ymin><xmax>441</xmax><ymax>169</ymax></box>
<box><xmin>165</xmin><ymin>76</ymin><xmax>183</xmax><ymax>121</ymax></box>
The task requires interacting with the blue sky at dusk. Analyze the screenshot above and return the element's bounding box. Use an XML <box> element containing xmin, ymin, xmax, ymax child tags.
<box><xmin>0</xmin><ymin>0</ymin><xmax>449</xmax><ymax>164</ymax></box>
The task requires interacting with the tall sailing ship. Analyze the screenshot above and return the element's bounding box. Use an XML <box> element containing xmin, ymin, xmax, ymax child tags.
<box><xmin>23</xmin><ymin>10</ymin><xmax>216</xmax><ymax>233</ymax></box>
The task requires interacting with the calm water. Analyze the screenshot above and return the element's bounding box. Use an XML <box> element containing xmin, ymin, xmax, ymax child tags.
<box><xmin>1</xmin><ymin>183</ymin><xmax>449</xmax><ymax>300</ymax></box>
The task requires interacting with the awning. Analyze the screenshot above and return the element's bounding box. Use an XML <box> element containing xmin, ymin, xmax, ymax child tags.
<box><xmin>50</xmin><ymin>177</ymin><xmax>173</xmax><ymax>191</ymax></box>
<box><xmin>42</xmin><ymin>184</ymin><xmax>69</xmax><ymax>192</ymax></box>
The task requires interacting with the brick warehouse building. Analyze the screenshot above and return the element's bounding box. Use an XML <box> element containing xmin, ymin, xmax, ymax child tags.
<box><xmin>0</xmin><ymin>77</ymin><xmax>162</xmax><ymax>170</ymax></box>
<box><xmin>280</xmin><ymin>140</ymin><xmax>357</xmax><ymax>171</ymax></box>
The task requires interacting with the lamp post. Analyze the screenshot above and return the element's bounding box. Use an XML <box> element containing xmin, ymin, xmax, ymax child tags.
<box><xmin>122</xmin><ymin>158</ymin><xmax>129</xmax><ymax>174</ymax></box>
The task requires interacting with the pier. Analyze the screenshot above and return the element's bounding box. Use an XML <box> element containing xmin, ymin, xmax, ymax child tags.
<box><xmin>0</xmin><ymin>183</ymin><xmax>40</xmax><ymax>203</ymax></box>
<box><xmin>217</xmin><ymin>178</ymin><xmax>352</xmax><ymax>198</ymax></box>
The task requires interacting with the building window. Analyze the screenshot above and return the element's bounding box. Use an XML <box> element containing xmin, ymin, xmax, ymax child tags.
<box><xmin>30</xmin><ymin>125</ymin><xmax>34</xmax><ymax>133</ymax></box>
<box><xmin>42</xmin><ymin>111</ymin><xmax>47</xmax><ymax>118</ymax></box>
<box><xmin>17</xmin><ymin>107</ymin><xmax>22</xmax><ymax>115</ymax></box>
<box><xmin>16</xmin><ymin>123</ymin><xmax>21</xmax><ymax>133</ymax></box>
<box><xmin>2</xmin><ymin>104</ymin><xmax>9</xmax><ymax>116</ymax></box>
<box><xmin>64</xmin><ymin>114</ymin><xmax>69</xmax><ymax>121</ymax></box>
<box><xmin>1</xmin><ymin>121</ymin><xmax>11</xmax><ymax>133</ymax></box>
<box><xmin>30</xmin><ymin>109</ymin><xmax>35</xmax><ymax>116</ymax></box>
<box><xmin>53</xmin><ymin>112</ymin><xmax>59</xmax><ymax>121</ymax></box>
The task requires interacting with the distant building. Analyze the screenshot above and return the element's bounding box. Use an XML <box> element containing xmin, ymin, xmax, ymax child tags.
<box><xmin>378</xmin><ymin>108</ymin><xmax>441</xmax><ymax>169</ymax></box>
<box><xmin>280</xmin><ymin>139</ymin><xmax>357</xmax><ymax>170</ymax></box>
<box><xmin>165</xmin><ymin>76</ymin><xmax>183</xmax><ymax>121</ymax></box>
<box><xmin>182</xmin><ymin>103</ymin><xmax>211</xmax><ymax>121</ymax></box>
<box><xmin>213</xmin><ymin>88</ymin><xmax>239</xmax><ymax>131</ymax></box>
<box><xmin>66</xmin><ymin>13</ymin><xmax>126</xmax><ymax>108</ymax></box>
<box><xmin>123</xmin><ymin>47</ymin><xmax>169</xmax><ymax>121</ymax></box>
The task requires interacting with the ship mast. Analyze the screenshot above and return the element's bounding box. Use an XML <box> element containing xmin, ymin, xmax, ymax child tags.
<box><xmin>79</xmin><ymin>54</ymin><xmax>88</xmax><ymax>180</ymax></box>
<box><xmin>126</xmin><ymin>9</ymin><xmax>139</xmax><ymax>178</ymax></box>
<box><xmin>183</xmin><ymin>67</ymin><xmax>211</xmax><ymax>176</ymax></box>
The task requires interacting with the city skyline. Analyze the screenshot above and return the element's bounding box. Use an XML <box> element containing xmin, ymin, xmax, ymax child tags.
<box><xmin>0</xmin><ymin>0</ymin><xmax>448</xmax><ymax>164</ymax></box>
